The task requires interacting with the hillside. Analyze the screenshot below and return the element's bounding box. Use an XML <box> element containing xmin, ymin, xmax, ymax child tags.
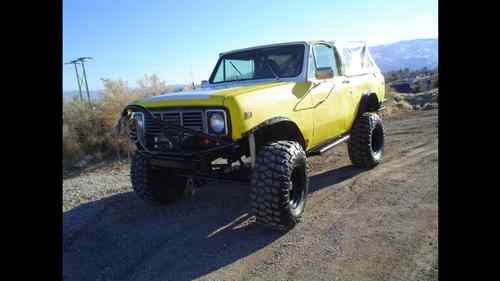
<box><xmin>370</xmin><ymin>38</ymin><xmax>438</xmax><ymax>72</ymax></box>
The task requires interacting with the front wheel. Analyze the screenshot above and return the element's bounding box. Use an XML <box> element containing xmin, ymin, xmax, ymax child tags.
<box><xmin>250</xmin><ymin>141</ymin><xmax>309</xmax><ymax>231</ymax></box>
<box><xmin>348</xmin><ymin>112</ymin><xmax>385</xmax><ymax>168</ymax></box>
<box><xmin>131</xmin><ymin>153</ymin><xmax>187</xmax><ymax>205</ymax></box>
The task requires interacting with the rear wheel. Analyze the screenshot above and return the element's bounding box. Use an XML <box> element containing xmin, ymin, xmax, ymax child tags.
<box><xmin>250</xmin><ymin>141</ymin><xmax>309</xmax><ymax>231</ymax></box>
<box><xmin>131</xmin><ymin>153</ymin><xmax>187</xmax><ymax>205</ymax></box>
<box><xmin>348</xmin><ymin>112</ymin><xmax>384</xmax><ymax>168</ymax></box>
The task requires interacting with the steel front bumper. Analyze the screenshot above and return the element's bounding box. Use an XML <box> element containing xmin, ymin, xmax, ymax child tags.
<box><xmin>122</xmin><ymin>105</ymin><xmax>241</xmax><ymax>174</ymax></box>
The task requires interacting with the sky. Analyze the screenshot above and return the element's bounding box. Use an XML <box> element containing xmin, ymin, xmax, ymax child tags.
<box><xmin>63</xmin><ymin>0</ymin><xmax>438</xmax><ymax>91</ymax></box>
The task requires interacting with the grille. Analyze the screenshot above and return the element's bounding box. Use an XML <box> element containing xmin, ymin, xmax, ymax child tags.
<box><xmin>148</xmin><ymin>110</ymin><xmax>205</xmax><ymax>134</ymax></box>
<box><xmin>129</xmin><ymin>110</ymin><xmax>206</xmax><ymax>141</ymax></box>
<box><xmin>129</xmin><ymin>109</ymin><xmax>205</xmax><ymax>141</ymax></box>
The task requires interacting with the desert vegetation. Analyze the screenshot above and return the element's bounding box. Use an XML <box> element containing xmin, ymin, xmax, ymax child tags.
<box><xmin>63</xmin><ymin>74</ymin><xmax>194</xmax><ymax>170</ymax></box>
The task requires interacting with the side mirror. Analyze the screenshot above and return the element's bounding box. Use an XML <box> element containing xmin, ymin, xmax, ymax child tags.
<box><xmin>201</xmin><ymin>80</ymin><xmax>209</xmax><ymax>88</ymax></box>
<box><xmin>315</xmin><ymin>67</ymin><xmax>334</xmax><ymax>80</ymax></box>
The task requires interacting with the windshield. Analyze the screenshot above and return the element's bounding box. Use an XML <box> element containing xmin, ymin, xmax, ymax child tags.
<box><xmin>209</xmin><ymin>44</ymin><xmax>305</xmax><ymax>83</ymax></box>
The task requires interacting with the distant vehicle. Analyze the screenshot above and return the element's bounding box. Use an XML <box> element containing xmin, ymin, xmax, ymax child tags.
<box><xmin>120</xmin><ymin>40</ymin><xmax>385</xmax><ymax>230</ymax></box>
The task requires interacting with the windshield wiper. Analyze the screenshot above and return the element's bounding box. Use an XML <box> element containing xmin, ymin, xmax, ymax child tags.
<box><xmin>229</xmin><ymin>58</ymin><xmax>279</xmax><ymax>81</ymax></box>
<box><xmin>229</xmin><ymin>61</ymin><xmax>242</xmax><ymax>76</ymax></box>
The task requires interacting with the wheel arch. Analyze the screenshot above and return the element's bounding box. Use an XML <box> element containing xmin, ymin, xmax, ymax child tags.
<box><xmin>355</xmin><ymin>92</ymin><xmax>381</xmax><ymax>123</ymax></box>
<box><xmin>243</xmin><ymin>117</ymin><xmax>306</xmax><ymax>152</ymax></box>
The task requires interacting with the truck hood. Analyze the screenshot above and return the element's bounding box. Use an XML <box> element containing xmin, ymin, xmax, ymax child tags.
<box><xmin>133</xmin><ymin>81</ymin><xmax>290</xmax><ymax>108</ymax></box>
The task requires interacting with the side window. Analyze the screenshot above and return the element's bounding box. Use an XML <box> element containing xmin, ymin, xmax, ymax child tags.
<box><xmin>312</xmin><ymin>44</ymin><xmax>339</xmax><ymax>76</ymax></box>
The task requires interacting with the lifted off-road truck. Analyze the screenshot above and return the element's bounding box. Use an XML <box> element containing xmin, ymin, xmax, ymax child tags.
<box><xmin>119</xmin><ymin>40</ymin><xmax>385</xmax><ymax>230</ymax></box>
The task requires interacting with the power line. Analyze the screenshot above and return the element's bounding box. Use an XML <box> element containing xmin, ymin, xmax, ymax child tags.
<box><xmin>65</xmin><ymin>57</ymin><xmax>93</xmax><ymax>106</ymax></box>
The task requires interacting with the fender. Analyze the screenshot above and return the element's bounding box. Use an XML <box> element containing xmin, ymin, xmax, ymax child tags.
<box><xmin>242</xmin><ymin>116</ymin><xmax>306</xmax><ymax>149</ymax></box>
<box><xmin>243</xmin><ymin>116</ymin><xmax>292</xmax><ymax>135</ymax></box>
<box><xmin>354</xmin><ymin>92</ymin><xmax>380</xmax><ymax>123</ymax></box>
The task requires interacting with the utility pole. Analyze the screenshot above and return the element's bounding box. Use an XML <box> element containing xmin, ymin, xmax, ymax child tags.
<box><xmin>65</xmin><ymin>57</ymin><xmax>93</xmax><ymax>106</ymax></box>
<box><xmin>189</xmin><ymin>64</ymin><xmax>195</xmax><ymax>90</ymax></box>
<box><xmin>72</xmin><ymin>63</ymin><xmax>83</xmax><ymax>101</ymax></box>
<box><xmin>80</xmin><ymin>60</ymin><xmax>91</xmax><ymax>105</ymax></box>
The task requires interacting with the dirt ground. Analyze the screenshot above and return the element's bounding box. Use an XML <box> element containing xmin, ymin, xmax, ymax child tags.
<box><xmin>63</xmin><ymin>109</ymin><xmax>438</xmax><ymax>281</ymax></box>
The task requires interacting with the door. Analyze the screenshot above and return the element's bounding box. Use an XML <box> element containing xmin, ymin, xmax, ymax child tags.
<box><xmin>308</xmin><ymin>43</ymin><xmax>353</xmax><ymax>148</ymax></box>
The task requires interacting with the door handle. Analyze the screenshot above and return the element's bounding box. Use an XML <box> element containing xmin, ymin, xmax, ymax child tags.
<box><xmin>342</xmin><ymin>80</ymin><xmax>350</xmax><ymax>84</ymax></box>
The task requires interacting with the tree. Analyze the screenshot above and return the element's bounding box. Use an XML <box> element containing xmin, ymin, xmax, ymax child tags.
<box><xmin>137</xmin><ymin>74</ymin><xmax>173</xmax><ymax>97</ymax></box>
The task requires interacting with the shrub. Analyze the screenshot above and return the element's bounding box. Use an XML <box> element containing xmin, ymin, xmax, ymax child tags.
<box><xmin>62</xmin><ymin>121</ymin><xmax>82</xmax><ymax>164</ymax></box>
<box><xmin>137</xmin><ymin>74</ymin><xmax>177</xmax><ymax>97</ymax></box>
<box><xmin>395</xmin><ymin>100</ymin><xmax>414</xmax><ymax>111</ymax></box>
<box><xmin>62</xmin><ymin>74</ymin><xmax>180</xmax><ymax>169</ymax></box>
<box><xmin>380</xmin><ymin>89</ymin><xmax>415</xmax><ymax>118</ymax></box>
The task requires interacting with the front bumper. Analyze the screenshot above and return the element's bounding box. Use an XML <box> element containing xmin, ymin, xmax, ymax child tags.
<box><xmin>122</xmin><ymin>105</ymin><xmax>242</xmax><ymax>174</ymax></box>
<box><xmin>137</xmin><ymin>141</ymin><xmax>240</xmax><ymax>173</ymax></box>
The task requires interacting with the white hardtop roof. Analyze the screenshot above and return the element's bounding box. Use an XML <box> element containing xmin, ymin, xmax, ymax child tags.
<box><xmin>219</xmin><ymin>40</ymin><xmax>368</xmax><ymax>56</ymax></box>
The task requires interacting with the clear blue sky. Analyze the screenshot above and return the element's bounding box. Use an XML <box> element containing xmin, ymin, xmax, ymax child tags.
<box><xmin>63</xmin><ymin>0</ymin><xmax>438</xmax><ymax>91</ymax></box>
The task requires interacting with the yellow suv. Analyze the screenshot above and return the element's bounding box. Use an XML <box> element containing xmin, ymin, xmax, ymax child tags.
<box><xmin>121</xmin><ymin>40</ymin><xmax>385</xmax><ymax>230</ymax></box>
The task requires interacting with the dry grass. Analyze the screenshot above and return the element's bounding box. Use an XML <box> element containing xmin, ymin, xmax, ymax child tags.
<box><xmin>381</xmin><ymin>86</ymin><xmax>439</xmax><ymax>118</ymax></box>
<box><xmin>380</xmin><ymin>89</ymin><xmax>414</xmax><ymax>118</ymax></box>
<box><xmin>63</xmin><ymin>75</ymin><xmax>178</xmax><ymax>168</ymax></box>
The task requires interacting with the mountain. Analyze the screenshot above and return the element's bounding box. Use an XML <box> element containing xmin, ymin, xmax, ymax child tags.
<box><xmin>369</xmin><ymin>39</ymin><xmax>438</xmax><ymax>72</ymax></box>
<box><xmin>63</xmin><ymin>90</ymin><xmax>101</xmax><ymax>101</ymax></box>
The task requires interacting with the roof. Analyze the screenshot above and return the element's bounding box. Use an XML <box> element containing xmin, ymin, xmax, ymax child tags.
<box><xmin>219</xmin><ymin>41</ymin><xmax>309</xmax><ymax>56</ymax></box>
<box><xmin>219</xmin><ymin>40</ymin><xmax>369</xmax><ymax>56</ymax></box>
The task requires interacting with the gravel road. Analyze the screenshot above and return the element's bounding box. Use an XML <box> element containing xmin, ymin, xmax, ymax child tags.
<box><xmin>63</xmin><ymin>109</ymin><xmax>438</xmax><ymax>281</ymax></box>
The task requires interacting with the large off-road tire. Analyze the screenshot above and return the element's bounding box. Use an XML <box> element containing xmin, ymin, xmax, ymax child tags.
<box><xmin>131</xmin><ymin>153</ymin><xmax>187</xmax><ymax>205</ymax></box>
<box><xmin>250</xmin><ymin>141</ymin><xmax>309</xmax><ymax>231</ymax></box>
<box><xmin>348</xmin><ymin>112</ymin><xmax>385</xmax><ymax>168</ymax></box>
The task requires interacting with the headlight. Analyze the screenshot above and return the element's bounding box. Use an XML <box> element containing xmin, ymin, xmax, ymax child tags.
<box><xmin>131</xmin><ymin>112</ymin><xmax>145</xmax><ymax>138</ymax></box>
<box><xmin>209</xmin><ymin>112</ymin><xmax>226</xmax><ymax>134</ymax></box>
